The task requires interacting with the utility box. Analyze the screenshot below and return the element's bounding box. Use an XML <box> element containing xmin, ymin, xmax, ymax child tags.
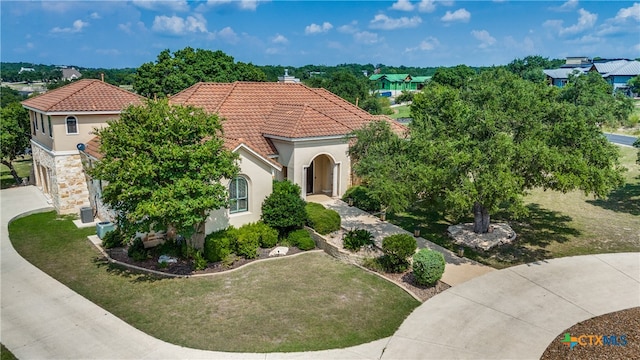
<box><xmin>96</xmin><ymin>222</ymin><xmax>116</xmax><ymax>239</ymax></box>
<box><xmin>80</xmin><ymin>207</ymin><xmax>94</xmax><ymax>223</ymax></box>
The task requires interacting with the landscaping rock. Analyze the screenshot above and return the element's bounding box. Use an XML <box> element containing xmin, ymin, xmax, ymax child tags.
<box><xmin>158</xmin><ymin>255</ymin><xmax>178</xmax><ymax>264</ymax></box>
<box><xmin>269</xmin><ymin>246</ymin><xmax>289</xmax><ymax>257</ymax></box>
<box><xmin>447</xmin><ymin>223</ymin><xmax>516</xmax><ymax>251</ymax></box>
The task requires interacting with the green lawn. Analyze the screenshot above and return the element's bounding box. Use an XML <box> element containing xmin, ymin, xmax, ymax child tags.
<box><xmin>8</xmin><ymin>212</ymin><xmax>419</xmax><ymax>353</ymax></box>
<box><xmin>389</xmin><ymin>146</ymin><xmax>640</xmax><ymax>269</ymax></box>
<box><xmin>1</xmin><ymin>344</ymin><xmax>17</xmax><ymax>360</ymax></box>
<box><xmin>389</xmin><ymin>105</ymin><xmax>411</xmax><ymax>119</ymax></box>
<box><xmin>1</xmin><ymin>156</ymin><xmax>32</xmax><ymax>189</ymax></box>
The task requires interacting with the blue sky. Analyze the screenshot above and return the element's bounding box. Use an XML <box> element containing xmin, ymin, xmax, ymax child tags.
<box><xmin>1</xmin><ymin>1</ymin><xmax>639</xmax><ymax>69</ymax></box>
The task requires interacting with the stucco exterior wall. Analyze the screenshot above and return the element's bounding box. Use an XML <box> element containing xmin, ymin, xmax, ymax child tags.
<box><xmin>205</xmin><ymin>147</ymin><xmax>276</xmax><ymax>234</ymax></box>
<box><xmin>270</xmin><ymin>137</ymin><xmax>352</xmax><ymax>199</ymax></box>
<box><xmin>50</xmin><ymin>113</ymin><xmax>114</xmax><ymax>152</ymax></box>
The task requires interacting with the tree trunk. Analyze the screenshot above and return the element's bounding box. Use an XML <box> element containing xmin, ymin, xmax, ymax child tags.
<box><xmin>472</xmin><ymin>202</ymin><xmax>490</xmax><ymax>234</ymax></box>
<box><xmin>1</xmin><ymin>159</ymin><xmax>22</xmax><ymax>185</ymax></box>
<box><xmin>190</xmin><ymin>221</ymin><xmax>206</xmax><ymax>250</ymax></box>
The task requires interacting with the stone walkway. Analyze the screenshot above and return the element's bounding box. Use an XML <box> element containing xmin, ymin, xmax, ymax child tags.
<box><xmin>309</xmin><ymin>195</ymin><xmax>494</xmax><ymax>286</ymax></box>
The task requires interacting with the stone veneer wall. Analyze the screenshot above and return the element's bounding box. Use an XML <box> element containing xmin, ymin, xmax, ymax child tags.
<box><xmin>32</xmin><ymin>143</ymin><xmax>91</xmax><ymax>215</ymax></box>
<box><xmin>54</xmin><ymin>153</ymin><xmax>91</xmax><ymax>214</ymax></box>
<box><xmin>306</xmin><ymin>227</ymin><xmax>369</xmax><ymax>265</ymax></box>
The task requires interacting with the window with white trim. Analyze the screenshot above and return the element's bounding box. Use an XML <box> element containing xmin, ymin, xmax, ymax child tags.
<box><xmin>40</xmin><ymin>113</ymin><xmax>45</xmax><ymax>134</ymax></box>
<box><xmin>47</xmin><ymin>116</ymin><xmax>53</xmax><ymax>138</ymax></box>
<box><xmin>66</xmin><ymin>116</ymin><xmax>78</xmax><ymax>134</ymax></box>
<box><xmin>229</xmin><ymin>177</ymin><xmax>248</xmax><ymax>214</ymax></box>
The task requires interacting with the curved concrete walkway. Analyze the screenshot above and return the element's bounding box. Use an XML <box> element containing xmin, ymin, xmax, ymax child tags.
<box><xmin>2</xmin><ymin>186</ymin><xmax>639</xmax><ymax>359</ymax></box>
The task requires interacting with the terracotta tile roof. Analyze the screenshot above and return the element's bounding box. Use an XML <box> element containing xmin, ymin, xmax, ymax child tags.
<box><xmin>84</xmin><ymin>136</ymin><xmax>103</xmax><ymax>160</ymax></box>
<box><xmin>21</xmin><ymin>79</ymin><xmax>144</xmax><ymax>113</ymax></box>
<box><xmin>170</xmin><ymin>82</ymin><xmax>405</xmax><ymax>158</ymax></box>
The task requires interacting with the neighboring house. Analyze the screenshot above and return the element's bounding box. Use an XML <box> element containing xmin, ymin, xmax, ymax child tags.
<box><xmin>21</xmin><ymin>79</ymin><xmax>144</xmax><ymax>215</ymax></box>
<box><xmin>369</xmin><ymin>74</ymin><xmax>430</xmax><ymax>96</ymax></box>
<box><xmin>61</xmin><ymin>67</ymin><xmax>82</xmax><ymax>81</ymax></box>
<box><xmin>544</xmin><ymin>58</ymin><xmax>640</xmax><ymax>94</ymax></box>
<box><xmin>18</xmin><ymin>67</ymin><xmax>35</xmax><ymax>74</ymax></box>
<box><xmin>23</xmin><ymin>77</ymin><xmax>405</xmax><ymax>236</ymax></box>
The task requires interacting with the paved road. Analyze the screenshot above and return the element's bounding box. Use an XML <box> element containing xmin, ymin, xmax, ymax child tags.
<box><xmin>2</xmin><ymin>186</ymin><xmax>639</xmax><ymax>359</ymax></box>
<box><xmin>604</xmin><ymin>132</ymin><xmax>638</xmax><ymax>147</ymax></box>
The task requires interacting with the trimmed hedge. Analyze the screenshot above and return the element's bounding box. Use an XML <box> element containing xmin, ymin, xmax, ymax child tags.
<box><xmin>204</xmin><ymin>227</ymin><xmax>238</xmax><ymax>262</ymax></box>
<box><xmin>287</xmin><ymin>229</ymin><xmax>315</xmax><ymax>250</ymax></box>
<box><xmin>381</xmin><ymin>233</ymin><xmax>417</xmax><ymax>272</ymax></box>
<box><xmin>261</xmin><ymin>180</ymin><xmax>308</xmax><ymax>236</ymax></box>
<box><xmin>412</xmin><ymin>249</ymin><xmax>445</xmax><ymax>286</ymax></box>
<box><xmin>306</xmin><ymin>202</ymin><xmax>341</xmax><ymax>235</ymax></box>
<box><xmin>342</xmin><ymin>185</ymin><xmax>381</xmax><ymax>212</ymax></box>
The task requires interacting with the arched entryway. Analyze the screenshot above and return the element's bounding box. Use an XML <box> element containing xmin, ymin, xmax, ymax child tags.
<box><xmin>304</xmin><ymin>154</ymin><xmax>338</xmax><ymax>197</ymax></box>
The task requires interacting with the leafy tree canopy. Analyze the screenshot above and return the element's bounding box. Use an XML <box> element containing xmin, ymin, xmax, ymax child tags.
<box><xmin>430</xmin><ymin>64</ymin><xmax>477</xmax><ymax>88</ymax></box>
<box><xmin>0</xmin><ymin>102</ymin><xmax>30</xmax><ymax>184</ymax></box>
<box><xmin>89</xmin><ymin>99</ymin><xmax>239</xmax><ymax>248</ymax></box>
<box><xmin>351</xmin><ymin>68</ymin><xmax>625</xmax><ymax>233</ymax></box>
<box><xmin>505</xmin><ymin>55</ymin><xmax>564</xmax><ymax>82</ymax></box>
<box><xmin>133</xmin><ymin>47</ymin><xmax>267</xmax><ymax>98</ymax></box>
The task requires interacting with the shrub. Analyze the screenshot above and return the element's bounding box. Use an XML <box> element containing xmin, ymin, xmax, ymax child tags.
<box><xmin>395</xmin><ymin>90</ymin><xmax>414</xmax><ymax>104</ymax></box>
<box><xmin>204</xmin><ymin>227</ymin><xmax>237</xmax><ymax>262</ymax></box>
<box><xmin>101</xmin><ymin>229</ymin><xmax>124</xmax><ymax>249</ymax></box>
<box><xmin>342</xmin><ymin>186</ymin><xmax>381</xmax><ymax>212</ymax></box>
<box><xmin>306</xmin><ymin>202</ymin><xmax>341</xmax><ymax>235</ymax></box>
<box><xmin>246</xmin><ymin>222</ymin><xmax>278</xmax><ymax>248</ymax></box>
<box><xmin>236</xmin><ymin>226</ymin><xmax>260</xmax><ymax>259</ymax></box>
<box><xmin>127</xmin><ymin>237</ymin><xmax>148</xmax><ymax>262</ymax></box>
<box><xmin>381</xmin><ymin>234</ymin><xmax>417</xmax><ymax>272</ymax></box>
<box><xmin>343</xmin><ymin>228</ymin><xmax>374</xmax><ymax>252</ymax></box>
<box><xmin>412</xmin><ymin>249</ymin><xmax>445</xmax><ymax>286</ymax></box>
<box><xmin>261</xmin><ymin>180</ymin><xmax>307</xmax><ymax>236</ymax></box>
<box><xmin>192</xmin><ymin>250</ymin><xmax>208</xmax><ymax>271</ymax></box>
<box><xmin>288</xmin><ymin>229</ymin><xmax>315</xmax><ymax>250</ymax></box>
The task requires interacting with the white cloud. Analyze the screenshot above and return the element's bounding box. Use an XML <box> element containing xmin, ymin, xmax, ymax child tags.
<box><xmin>152</xmin><ymin>14</ymin><xmax>208</xmax><ymax>35</ymax></box>
<box><xmin>354</xmin><ymin>31</ymin><xmax>380</xmax><ymax>44</ymax></box>
<box><xmin>471</xmin><ymin>29</ymin><xmax>496</xmax><ymax>48</ymax></box>
<box><xmin>615</xmin><ymin>3</ymin><xmax>640</xmax><ymax>22</ymax></box>
<box><xmin>90</xmin><ymin>12</ymin><xmax>101</xmax><ymax>19</ymax></box>
<box><xmin>217</xmin><ymin>26</ymin><xmax>239</xmax><ymax>43</ymax></box>
<box><xmin>543</xmin><ymin>8</ymin><xmax>597</xmax><ymax>36</ymax></box>
<box><xmin>405</xmin><ymin>36</ymin><xmax>440</xmax><ymax>52</ymax></box>
<box><xmin>51</xmin><ymin>19</ymin><xmax>88</xmax><ymax>34</ymax></box>
<box><xmin>271</xmin><ymin>33</ymin><xmax>288</xmax><ymax>44</ymax></box>
<box><xmin>338</xmin><ymin>21</ymin><xmax>359</xmax><ymax>34</ymax></box>
<box><xmin>119</xmin><ymin>21</ymin><xmax>147</xmax><ymax>34</ymax></box>
<box><xmin>133</xmin><ymin>0</ymin><xmax>190</xmax><ymax>12</ymax></box>
<box><xmin>418</xmin><ymin>0</ymin><xmax>437</xmax><ymax>13</ymax></box>
<box><xmin>442</xmin><ymin>8</ymin><xmax>471</xmax><ymax>23</ymax></box>
<box><xmin>305</xmin><ymin>22</ymin><xmax>333</xmax><ymax>34</ymax></box>
<box><xmin>370</xmin><ymin>14</ymin><xmax>422</xmax><ymax>30</ymax></box>
<box><xmin>391</xmin><ymin>0</ymin><xmax>414</xmax><ymax>12</ymax></box>
<box><xmin>551</xmin><ymin>0</ymin><xmax>579</xmax><ymax>12</ymax></box>
<box><xmin>200</xmin><ymin>0</ymin><xmax>267</xmax><ymax>11</ymax></box>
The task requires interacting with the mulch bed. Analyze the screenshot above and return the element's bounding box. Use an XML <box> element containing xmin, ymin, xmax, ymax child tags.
<box><xmin>106</xmin><ymin>246</ymin><xmax>305</xmax><ymax>276</ymax></box>
<box><xmin>381</xmin><ymin>271</ymin><xmax>450</xmax><ymax>302</ymax></box>
<box><xmin>540</xmin><ymin>307</ymin><xmax>640</xmax><ymax>360</ymax></box>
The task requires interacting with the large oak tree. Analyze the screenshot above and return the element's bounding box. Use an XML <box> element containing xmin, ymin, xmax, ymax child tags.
<box><xmin>350</xmin><ymin>68</ymin><xmax>625</xmax><ymax>234</ymax></box>
<box><xmin>133</xmin><ymin>47</ymin><xmax>267</xmax><ymax>98</ymax></box>
<box><xmin>89</xmin><ymin>99</ymin><xmax>239</xmax><ymax>248</ymax></box>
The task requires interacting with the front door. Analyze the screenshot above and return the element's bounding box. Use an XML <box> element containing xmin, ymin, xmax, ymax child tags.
<box><xmin>306</xmin><ymin>161</ymin><xmax>314</xmax><ymax>194</ymax></box>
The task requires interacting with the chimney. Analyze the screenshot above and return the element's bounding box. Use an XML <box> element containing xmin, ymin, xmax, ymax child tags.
<box><xmin>100</xmin><ymin>73</ymin><xmax>104</xmax><ymax>82</ymax></box>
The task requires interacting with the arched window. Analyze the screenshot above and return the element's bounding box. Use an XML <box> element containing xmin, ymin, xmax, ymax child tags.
<box><xmin>229</xmin><ymin>177</ymin><xmax>248</xmax><ymax>213</ymax></box>
<box><xmin>66</xmin><ymin>116</ymin><xmax>78</xmax><ymax>134</ymax></box>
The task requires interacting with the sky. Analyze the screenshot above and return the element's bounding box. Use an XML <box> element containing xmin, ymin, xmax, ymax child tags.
<box><xmin>1</xmin><ymin>0</ymin><xmax>639</xmax><ymax>69</ymax></box>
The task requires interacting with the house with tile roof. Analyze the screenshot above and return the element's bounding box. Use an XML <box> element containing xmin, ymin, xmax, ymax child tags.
<box><xmin>169</xmin><ymin>81</ymin><xmax>405</xmax><ymax>233</ymax></box>
<box><xmin>22</xmin><ymin>78</ymin><xmax>404</xmax><ymax>236</ymax></box>
<box><xmin>21</xmin><ymin>79</ymin><xmax>144</xmax><ymax>215</ymax></box>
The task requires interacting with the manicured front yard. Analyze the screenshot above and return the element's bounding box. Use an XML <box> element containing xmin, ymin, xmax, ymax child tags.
<box><xmin>389</xmin><ymin>146</ymin><xmax>640</xmax><ymax>269</ymax></box>
<box><xmin>9</xmin><ymin>212</ymin><xmax>419</xmax><ymax>353</ymax></box>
